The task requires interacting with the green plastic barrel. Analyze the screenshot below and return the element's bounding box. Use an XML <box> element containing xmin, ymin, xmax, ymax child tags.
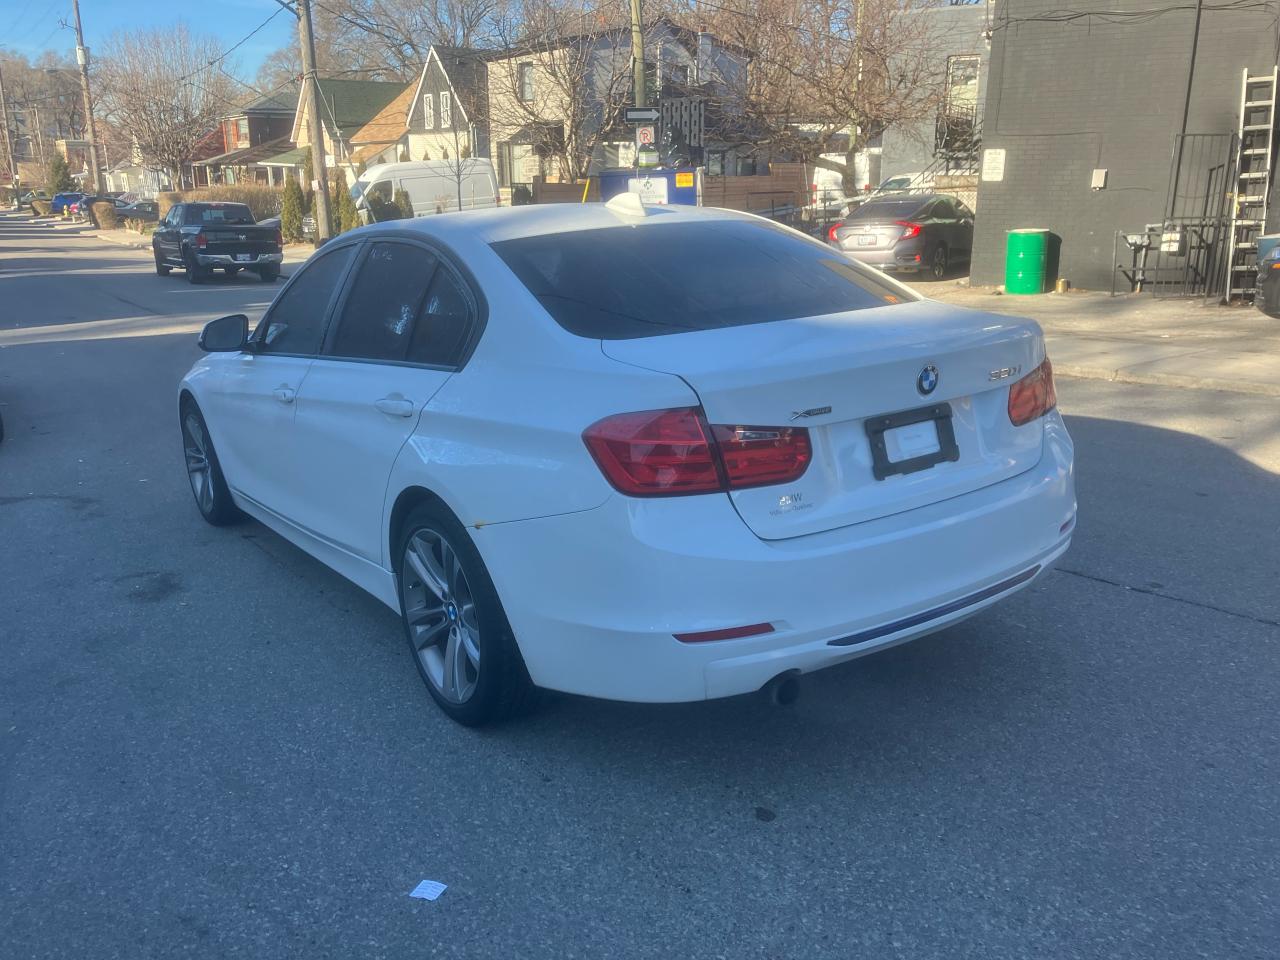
<box><xmin>1005</xmin><ymin>228</ymin><xmax>1049</xmax><ymax>295</ymax></box>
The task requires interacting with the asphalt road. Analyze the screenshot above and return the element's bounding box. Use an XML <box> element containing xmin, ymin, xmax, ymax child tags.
<box><xmin>2</xmin><ymin>212</ymin><xmax>1277</xmax><ymax>959</ymax></box>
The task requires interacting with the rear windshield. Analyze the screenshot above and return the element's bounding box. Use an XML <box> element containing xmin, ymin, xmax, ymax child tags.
<box><xmin>491</xmin><ymin>219</ymin><xmax>914</xmax><ymax>340</ymax></box>
<box><xmin>850</xmin><ymin>198</ymin><xmax>926</xmax><ymax>221</ymax></box>
<box><xmin>186</xmin><ymin>204</ymin><xmax>255</xmax><ymax>225</ymax></box>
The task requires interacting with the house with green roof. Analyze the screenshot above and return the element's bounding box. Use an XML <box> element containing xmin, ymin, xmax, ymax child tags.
<box><xmin>289</xmin><ymin>78</ymin><xmax>407</xmax><ymax>176</ymax></box>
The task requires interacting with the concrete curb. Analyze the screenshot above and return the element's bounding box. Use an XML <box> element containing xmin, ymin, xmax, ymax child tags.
<box><xmin>1054</xmin><ymin>363</ymin><xmax>1280</xmax><ymax>398</ymax></box>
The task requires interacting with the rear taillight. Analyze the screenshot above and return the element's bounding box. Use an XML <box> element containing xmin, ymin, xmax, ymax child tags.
<box><xmin>710</xmin><ymin>424</ymin><xmax>812</xmax><ymax>489</ymax></box>
<box><xmin>1008</xmin><ymin>358</ymin><xmax>1057</xmax><ymax>426</ymax></box>
<box><xmin>196</xmin><ymin>234</ymin><xmax>207</xmax><ymax>249</ymax></box>
<box><xmin>582</xmin><ymin>407</ymin><xmax>811</xmax><ymax>497</ymax></box>
<box><xmin>896</xmin><ymin>220</ymin><xmax>922</xmax><ymax>240</ymax></box>
<box><xmin>827</xmin><ymin>223</ymin><xmax>841</xmax><ymax>243</ymax></box>
<box><xmin>274</xmin><ymin>229</ymin><xmax>283</xmax><ymax>247</ymax></box>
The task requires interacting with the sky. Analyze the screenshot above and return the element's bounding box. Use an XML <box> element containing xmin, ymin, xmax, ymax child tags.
<box><xmin>0</xmin><ymin>0</ymin><xmax>294</xmax><ymax>76</ymax></box>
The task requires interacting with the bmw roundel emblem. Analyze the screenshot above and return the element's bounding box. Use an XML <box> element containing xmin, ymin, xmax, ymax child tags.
<box><xmin>917</xmin><ymin>364</ymin><xmax>940</xmax><ymax>395</ymax></box>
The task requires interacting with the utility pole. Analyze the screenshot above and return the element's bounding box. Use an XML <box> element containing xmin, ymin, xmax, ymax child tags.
<box><xmin>33</xmin><ymin>105</ymin><xmax>47</xmax><ymax>165</ymax></box>
<box><xmin>630</xmin><ymin>0</ymin><xmax>646</xmax><ymax>108</ymax></box>
<box><xmin>71</xmin><ymin>0</ymin><xmax>106</xmax><ymax>196</ymax></box>
<box><xmin>297</xmin><ymin>0</ymin><xmax>332</xmax><ymax>242</ymax></box>
<box><xmin>0</xmin><ymin>64</ymin><xmax>14</xmax><ymax>200</ymax></box>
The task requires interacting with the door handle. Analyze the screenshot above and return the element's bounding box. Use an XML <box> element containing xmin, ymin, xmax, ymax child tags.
<box><xmin>375</xmin><ymin>396</ymin><xmax>415</xmax><ymax>418</ymax></box>
<box><xmin>273</xmin><ymin>386</ymin><xmax>295</xmax><ymax>404</ymax></box>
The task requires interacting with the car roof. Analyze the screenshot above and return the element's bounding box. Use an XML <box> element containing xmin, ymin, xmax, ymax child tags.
<box><xmin>353</xmin><ymin>201</ymin><xmax>758</xmax><ymax>246</ymax></box>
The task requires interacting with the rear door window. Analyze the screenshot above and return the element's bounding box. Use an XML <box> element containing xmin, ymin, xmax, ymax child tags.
<box><xmin>407</xmin><ymin>266</ymin><xmax>475</xmax><ymax>366</ymax></box>
<box><xmin>492</xmin><ymin>219</ymin><xmax>913</xmax><ymax>340</ymax></box>
<box><xmin>326</xmin><ymin>241</ymin><xmax>439</xmax><ymax>363</ymax></box>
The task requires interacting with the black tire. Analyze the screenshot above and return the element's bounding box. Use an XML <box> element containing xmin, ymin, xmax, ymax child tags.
<box><xmin>179</xmin><ymin>399</ymin><xmax>242</xmax><ymax>526</ymax></box>
<box><xmin>930</xmin><ymin>244</ymin><xmax>949</xmax><ymax>281</ymax></box>
<box><xmin>153</xmin><ymin>248</ymin><xmax>170</xmax><ymax>276</ymax></box>
<box><xmin>396</xmin><ymin>502</ymin><xmax>536</xmax><ymax>726</ymax></box>
<box><xmin>184</xmin><ymin>250</ymin><xmax>208</xmax><ymax>285</ymax></box>
<box><xmin>257</xmin><ymin>264</ymin><xmax>281</xmax><ymax>282</ymax></box>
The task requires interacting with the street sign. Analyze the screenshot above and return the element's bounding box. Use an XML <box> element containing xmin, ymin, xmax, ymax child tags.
<box><xmin>624</xmin><ymin>107</ymin><xmax>660</xmax><ymax>124</ymax></box>
<box><xmin>636</xmin><ymin>125</ymin><xmax>655</xmax><ymax>146</ymax></box>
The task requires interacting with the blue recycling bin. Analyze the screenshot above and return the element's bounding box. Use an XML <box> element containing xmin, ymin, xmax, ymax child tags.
<box><xmin>596</xmin><ymin>168</ymin><xmax>698</xmax><ymax>206</ymax></box>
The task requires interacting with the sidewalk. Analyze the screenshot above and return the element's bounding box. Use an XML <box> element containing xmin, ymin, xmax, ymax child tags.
<box><xmin>909</xmin><ymin>278</ymin><xmax>1280</xmax><ymax>398</ymax></box>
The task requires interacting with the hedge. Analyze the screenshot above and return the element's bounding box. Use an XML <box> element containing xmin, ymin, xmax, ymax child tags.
<box><xmin>161</xmin><ymin>185</ymin><xmax>285</xmax><ymax>222</ymax></box>
<box><xmin>90</xmin><ymin>201</ymin><xmax>118</xmax><ymax>230</ymax></box>
<box><xmin>157</xmin><ymin>192</ymin><xmax>183</xmax><ymax>219</ymax></box>
<box><xmin>30</xmin><ymin>199</ymin><xmax>51</xmax><ymax>217</ymax></box>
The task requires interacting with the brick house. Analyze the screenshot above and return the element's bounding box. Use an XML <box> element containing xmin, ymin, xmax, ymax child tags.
<box><xmin>194</xmin><ymin>86</ymin><xmax>299</xmax><ymax>186</ymax></box>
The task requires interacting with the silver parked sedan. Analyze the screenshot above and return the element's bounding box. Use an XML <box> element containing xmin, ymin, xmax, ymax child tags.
<box><xmin>828</xmin><ymin>194</ymin><xmax>974</xmax><ymax>279</ymax></box>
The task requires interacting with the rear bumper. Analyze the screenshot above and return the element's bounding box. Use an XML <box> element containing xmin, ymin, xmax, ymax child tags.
<box><xmin>195</xmin><ymin>252</ymin><xmax>282</xmax><ymax>267</ymax></box>
<box><xmin>839</xmin><ymin>238</ymin><xmax>925</xmax><ymax>271</ymax></box>
<box><xmin>475</xmin><ymin>413</ymin><xmax>1076</xmax><ymax>703</ymax></box>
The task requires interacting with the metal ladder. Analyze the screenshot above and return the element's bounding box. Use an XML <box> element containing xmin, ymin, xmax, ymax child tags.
<box><xmin>1227</xmin><ymin>67</ymin><xmax>1278</xmax><ymax>301</ymax></box>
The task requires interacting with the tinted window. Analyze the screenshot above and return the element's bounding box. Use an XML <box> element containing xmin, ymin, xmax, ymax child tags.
<box><xmin>328</xmin><ymin>242</ymin><xmax>438</xmax><ymax>362</ymax></box>
<box><xmin>850</xmin><ymin>198</ymin><xmax>927</xmax><ymax>222</ymax></box>
<box><xmin>185</xmin><ymin>203</ymin><xmax>255</xmax><ymax>226</ymax></box>
<box><xmin>261</xmin><ymin>245</ymin><xmax>358</xmax><ymax>355</ymax></box>
<box><xmin>492</xmin><ymin>219</ymin><xmax>913</xmax><ymax>340</ymax></box>
<box><xmin>407</xmin><ymin>267</ymin><xmax>474</xmax><ymax>366</ymax></box>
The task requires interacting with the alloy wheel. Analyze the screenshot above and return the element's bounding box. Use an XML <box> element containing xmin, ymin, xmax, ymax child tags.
<box><xmin>931</xmin><ymin>246</ymin><xmax>948</xmax><ymax>280</ymax></box>
<box><xmin>402</xmin><ymin>528</ymin><xmax>481</xmax><ymax>703</ymax></box>
<box><xmin>182</xmin><ymin>413</ymin><xmax>214</xmax><ymax>515</ymax></box>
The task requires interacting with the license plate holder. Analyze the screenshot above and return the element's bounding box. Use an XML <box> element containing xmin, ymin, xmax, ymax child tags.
<box><xmin>864</xmin><ymin>402</ymin><xmax>960</xmax><ymax>481</ymax></box>
<box><xmin>235</xmin><ymin>253</ymin><xmax>253</xmax><ymax>262</ymax></box>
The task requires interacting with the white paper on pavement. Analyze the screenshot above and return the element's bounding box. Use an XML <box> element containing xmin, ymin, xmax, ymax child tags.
<box><xmin>409</xmin><ymin>879</ymin><xmax>447</xmax><ymax>901</ymax></box>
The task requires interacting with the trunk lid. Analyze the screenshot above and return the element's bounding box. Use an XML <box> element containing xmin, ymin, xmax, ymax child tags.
<box><xmin>602</xmin><ymin>300</ymin><xmax>1046</xmax><ymax>540</ymax></box>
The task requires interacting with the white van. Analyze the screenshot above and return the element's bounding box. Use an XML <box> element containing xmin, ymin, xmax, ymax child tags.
<box><xmin>350</xmin><ymin>159</ymin><xmax>500</xmax><ymax>222</ymax></box>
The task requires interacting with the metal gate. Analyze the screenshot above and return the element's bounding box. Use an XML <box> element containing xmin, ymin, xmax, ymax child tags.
<box><xmin>1113</xmin><ymin>133</ymin><xmax>1236</xmax><ymax>299</ymax></box>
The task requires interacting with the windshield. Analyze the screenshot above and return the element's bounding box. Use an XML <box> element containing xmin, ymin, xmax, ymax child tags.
<box><xmin>492</xmin><ymin>219</ymin><xmax>914</xmax><ymax>340</ymax></box>
<box><xmin>877</xmin><ymin>176</ymin><xmax>914</xmax><ymax>191</ymax></box>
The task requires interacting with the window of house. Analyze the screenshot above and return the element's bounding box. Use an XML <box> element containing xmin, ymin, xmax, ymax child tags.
<box><xmin>440</xmin><ymin>91</ymin><xmax>451</xmax><ymax>128</ymax></box>
<box><xmin>665</xmin><ymin>63</ymin><xmax>689</xmax><ymax>88</ymax></box>
<box><xmin>945</xmin><ymin>55</ymin><xmax>981</xmax><ymax>111</ymax></box>
<box><xmin>518</xmin><ymin>63</ymin><xmax>534</xmax><ymax>102</ymax></box>
<box><xmin>236</xmin><ymin>118</ymin><xmax>250</xmax><ymax>144</ymax></box>
<box><xmin>423</xmin><ymin>93</ymin><xmax>435</xmax><ymax>129</ymax></box>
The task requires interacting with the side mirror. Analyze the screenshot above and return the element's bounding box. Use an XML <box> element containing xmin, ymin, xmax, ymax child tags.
<box><xmin>199</xmin><ymin>314</ymin><xmax>249</xmax><ymax>352</ymax></box>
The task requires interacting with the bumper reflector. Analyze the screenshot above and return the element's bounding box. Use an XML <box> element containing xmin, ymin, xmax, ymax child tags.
<box><xmin>674</xmin><ymin>623</ymin><xmax>775</xmax><ymax>643</ymax></box>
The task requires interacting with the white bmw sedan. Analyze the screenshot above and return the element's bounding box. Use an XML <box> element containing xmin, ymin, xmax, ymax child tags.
<box><xmin>179</xmin><ymin>199</ymin><xmax>1075</xmax><ymax>725</ymax></box>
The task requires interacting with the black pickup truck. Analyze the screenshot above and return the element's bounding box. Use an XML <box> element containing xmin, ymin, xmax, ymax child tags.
<box><xmin>152</xmin><ymin>201</ymin><xmax>283</xmax><ymax>284</ymax></box>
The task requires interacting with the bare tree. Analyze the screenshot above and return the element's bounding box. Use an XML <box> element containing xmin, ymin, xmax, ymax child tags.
<box><xmin>0</xmin><ymin>48</ymin><xmax>85</xmax><ymax>165</ymax></box>
<box><xmin>687</xmin><ymin>0</ymin><xmax>946</xmax><ymax>193</ymax></box>
<box><xmin>489</xmin><ymin>0</ymin><xmax>637</xmax><ymax>184</ymax></box>
<box><xmin>257</xmin><ymin>0</ymin><xmax>503</xmax><ymax>83</ymax></box>
<box><xmin>95</xmin><ymin>25</ymin><xmax>240</xmax><ymax>188</ymax></box>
